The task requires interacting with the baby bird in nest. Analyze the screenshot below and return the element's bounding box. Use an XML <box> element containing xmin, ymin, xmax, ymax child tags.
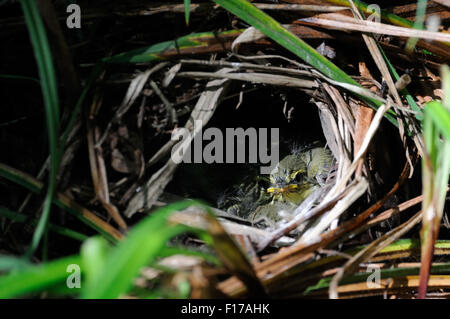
<box><xmin>219</xmin><ymin>145</ymin><xmax>335</xmax><ymax>230</ymax></box>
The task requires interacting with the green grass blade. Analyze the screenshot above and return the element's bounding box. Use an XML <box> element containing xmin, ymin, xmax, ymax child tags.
<box><xmin>184</xmin><ymin>0</ymin><xmax>191</xmax><ymax>26</ymax></box>
<box><xmin>81</xmin><ymin>200</ymin><xmax>206</xmax><ymax>299</ymax></box>
<box><xmin>0</xmin><ymin>74</ymin><xmax>40</xmax><ymax>85</ymax></box>
<box><xmin>0</xmin><ymin>207</ymin><xmax>88</xmax><ymax>242</ymax></box>
<box><xmin>103</xmin><ymin>30</ymin><xmax>241</xmax><ymax>64</ymax></box>
<box><xmin>378</xmin><ymin>44</ymin><xmax>424</xmax><ymax>121</ymax></box>
<box><xmin>80</xmin><ymin>237</ymin><xmax>110</xmax><ymax>286</ymax></box>
<box><xmin>0</xmin><ymin>256</ymin><xmax>31</xmax><ymax>272</ymax></box>
<box><xmin>405</xmin><ymin>0</ymin><xmax>427</xmax><ymax>52</ymax></box>
<box><xmin>303</xmin><ymin>239</ymin><xmax>450</xmax><ymax>294</ymax></box>
<box><xmin>419</xmin><ymin>66</ymin><xmax>450</xmax><ymax>298</ymax></box>
<box><xmin>0</xmin><ymin>255</ymin><xmax>81</xmax><ymax>298</ymax></box>
<box><xmin>0</xmin><ymin>163</ymin><xmax>41</xmax><ymax>193</ymax></box>
<box><xmin>326</xmin><ymin>0</ymin><xmax>450</xmax><ymax>53</ymax></box>
<box><xmin>0</xmin><ymin>162</ymin><xmax>119</xmax><ymax>243</ymax></box>
<box><xmin>326</xmin><ymin>0</ymin><xmax>418</xmax><ymax>29</ymax></box>
<box><xmin>212</xmin><ymin>0</ymin><xmax>397</xmax><ymax>125</ymax></box>
<box><xmin>214</xmin><ymin>0</ymin><xmax>356</xmax><ymax>84</ymax></box>
<box><xmin>424</xmin><ymin>101</ymin><xmax>450</xmax><ymax>141</ymax></box>
<box><xmin>0</xmin><ymin>201</ymin><xmax>213</xmax><ymax>299</ymax></box>
<box><xmin>20</xmin><ymin>0</ymin><xmax>60</xmax><ymax>258</ymax></box>
<box><xmin>305</xmin><ymin>262</ymin><xmax>450</xmax><ymax>294</ymax></box>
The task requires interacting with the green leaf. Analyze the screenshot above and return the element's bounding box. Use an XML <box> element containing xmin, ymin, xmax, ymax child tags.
<box><xmin>0</xmin><ymin>255</ymin><xmax>31</xmax><ymax>272</ymax></box>
<box><xmin>81</xmin><ymin>200</ymin><xmax>205</xmax><ymax>299</ymax></box>
<box><xmin>0</xmin><ymin>207</ymin><xmax>88</xmax><ymax>242</ymax></box>
<box><xmin>405</xmin><ymin>0</ymin><xmax>427</xmax><ymax>52</ymax></box>
<box><xmin>20</xmin><ymin>0</ymin><xmax>60</xmax><ymax>258</ymax></box>
<box><xmin>0</xmin><ymin>162</ymin><xmax>119</xmax><ymax>243</ymax></box>
<box><xmin>81</xmin><ymin>237</ymin><xmax>110</xmax><ymax>286</ymax></box>
<box><xmin>303</xmin><ymin>239</ymin><xmax>450</xmax><ymax>294</ymax></box>
<box><xmin>419</xmin><ymin>65</ymin><xmax>450</xmax><ymax>298</ymax></box>
<box><xmin>103</xmin><ymin>30</ymin><xmax>241</xmax><ymax>64</ymax></box>
<box><xmin>326</xmin><ymin>0</ymin><xmax>418</xmax><ymax>29</ymax></box>
<box><xmin>379</xmin><ymin>44</ymin><xmax>424</xmax><ymax>121</ymax></box>
<box><xmin>0</xmin><ymin>255</ymin><xmax>81</xmax><ymax>298</ymax></box>
<box><xmin>425</xmin><ymin>101</ymin><xmax>450</xmax><ymax>141</ymax></box>
<box><xmin>184</xmin><ymin>0</ymin><xmax>191</xmax><ymax>26</ymax></box>
<box><xmin>0</xmin><ymin>201</ymin><xmax>211</xmax><ymax>299</ymax></box>
<box><xmin>0</xmin><ymin>74</ymin><xmax>40</xmax><ymax>85</ymax></box>
<box><xmin>305</xmin><ymin>262</ymin><xmax>450</xmax><ymax>294</ymax></box>
<box><xmin>212</xmin><ymin>0</ymin><xmax>397</xmax><ymax>125</ymax></box>
<box><xmin>214</xmin><ymin>0</ymin><xmax>355</xmax><ymax>84</ymax></box>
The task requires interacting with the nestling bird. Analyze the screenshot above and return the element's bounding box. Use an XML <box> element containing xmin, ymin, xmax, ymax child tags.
<box><xmin>220</xmin><ymin>145</ymin><xmax>335</xmax><ymax>230</ymax></box>
<box><xmin>249</xmin><ymin>146</ymin><xmax>334</xmax><ymax>228</ymax></box>
<box><xmin>266</xmin><ymin>147</ymin><xmax>334</xmax><ymax>205</ymax></box>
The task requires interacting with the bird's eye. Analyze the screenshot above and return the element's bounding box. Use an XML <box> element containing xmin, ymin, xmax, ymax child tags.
<box><xmin>290</xmin><ymin>172</ymin><xmax>302</xmax><ymax>183</ymax></box>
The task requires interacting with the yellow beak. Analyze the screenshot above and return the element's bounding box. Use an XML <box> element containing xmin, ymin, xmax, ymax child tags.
<box><xmin>267</xmin><ymin>183</ymin><xmax>315</xmax><ymax>205</ymax></box>
<box><xmin>267</xmin><ymin>184</ymin><xmax>299</xmax><ymax>194</ymax></box>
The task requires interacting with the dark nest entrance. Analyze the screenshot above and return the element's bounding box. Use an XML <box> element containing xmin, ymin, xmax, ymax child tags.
<box><xmin>167</xmin><ymin>85</ymin><xmax>327</xmax><ymax>206</ymax></box>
